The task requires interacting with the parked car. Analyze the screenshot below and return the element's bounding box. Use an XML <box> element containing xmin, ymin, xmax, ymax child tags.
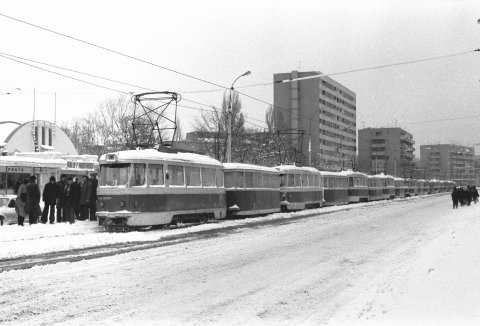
<box><xmin>0</xmin><ymin>195</ymin><xmax>18</xmax><ymax>225</ymax></box>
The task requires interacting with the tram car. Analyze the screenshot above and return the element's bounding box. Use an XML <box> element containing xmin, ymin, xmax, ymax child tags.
<box><xmin>341</xmin><ymin>171</ymin><xmax>369</xmax><ymax>203</ymax></box>
<box><xmin>275</xmin><ymin>165</ymin><xmax>323</xmax><ymax>211</ymax></box>
<box><xmin>319</xmin><ymin>171</ymin><xmax>348</xmax><ymax>206</ymax></box>
<box><xmin>394</xmin><ymin>177</ymin><xmax>406</xmax><ymax>198</ymax></box>
<box><xmin>381</xmin><ymin>174</ymin><xmax>395</xmax><ymax>199</ymax></box>
<box><xmin>367</xmin><ymin>175</ymin><xmax>384</xmax><ymax>201</ymax></box>
<box><xmin>429</xmin><ymin>179</ymin><xmax>440</xmax><ymax>194</ymax></box>
<box><xmin>96</xmin><ymin>149</ymin><xmax>227</xmax><ymax>231</ymax></box>
<box><xmin>404</xmin><ymin>179</ymin><xmax>417</xmax><ymax>197</ymax></box>
<box><xmin>223</xmin><ymin>163</ymin><xmax>280</xmax><ymax>217</ymax></box>
<box><xmin>416</xmin><ymin>179</ymin><xmax>428</xmax><ymax>195</ymax></box>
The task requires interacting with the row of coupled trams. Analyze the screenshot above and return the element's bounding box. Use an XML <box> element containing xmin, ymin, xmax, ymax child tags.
<box><xmin>95</xmin><ymin>149</ymin><xmax>454</xmax><ymax>231</ymax></box>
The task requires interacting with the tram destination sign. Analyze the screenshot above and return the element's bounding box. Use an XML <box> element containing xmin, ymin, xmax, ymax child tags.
<box><xmin>66</xmin><ymin>160</ymin><xmax>95</xmax><ymax>170</ymax></box>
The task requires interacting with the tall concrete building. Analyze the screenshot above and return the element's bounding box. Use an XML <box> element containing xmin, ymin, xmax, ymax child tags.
<box><xmin>358</xmin><ymin>127</ymin><xmax>415</xmax><ymax>177</ymax></box>
<box><xmin>420</xmin><ymin>144</ymin><xmax>475</xmax><ymax>186</ymax></box>
<box><xmin>273</xmin><ymin>71</ymin><xmax>356</xmax><ymax>170</ymax></box>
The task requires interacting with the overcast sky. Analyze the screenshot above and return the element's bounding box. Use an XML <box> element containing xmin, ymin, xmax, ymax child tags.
<box><xmin>1</xmin><ymin>0</ymin><xmax>480</xmax><ymax>152</ymax></box>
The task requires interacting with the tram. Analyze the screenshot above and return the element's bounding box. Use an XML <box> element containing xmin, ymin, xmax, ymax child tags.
<box><xmin>394</xmin><ymin>177</ymin><xmax>406</xmax><ymax>198</ymax></box>
<box><xmin>319</xmin><ymin>171</ymin><xmax>348</xmax><ymax>206</ymax></box>
<box><xmin>381</xmin><ymin>174</ymin><xmax>395</xmax><ymax>199</ymax></box>
<box><xmin>223</xmin><ymin>163</ymin><xmax>280</xmax><ymax>217</ymax></box>
<box><xmin>341</xmin><ymin>171</ymin><xmax>369</xmax><ymax>203</ymax></box>
<box><xmin>367</xmin><ymin>175</ymin><xmax>384</xmax><ymax>201</ymax></box>
<box><xmin>275</xmin><ymin>165</ymin><xmax>323</xmax><ymax>211</ymax></box>
<box><xmin>96</xmin><ymin>149</ymin><xmax>227</xmax><ymax>231</ymax></box>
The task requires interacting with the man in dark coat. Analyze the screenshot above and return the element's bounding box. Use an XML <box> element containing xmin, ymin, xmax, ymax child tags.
<box><xmin>89</xmin><ymin>173</ymin><xmax>99</xmax><ymax>221</ymax></box>
<box><xmin>78</xmin><ymin>175</ymin><xmax>92</xmax><ymax>220</ymax></box>
<box><xmin>41</xmin><ymin>176</ymin><xmax>58</xmax><ymax>224</ymax></box>
<box><xmin>26</xmin><ymin>175</ymin><xmax>42</xmax><ymax>224</ymax></box>
<box><xmin>56</xmin><ymin>174</ymin><xmax>67</xmax><ymax>223</ymax></box>
<box><xmin>451</xmin><ymin>186</ymin><xmax>459</xmax><ymax>209</ymax></box>
<box><xmin>64</xmin><ymin>176</ymin><xmax>81</xmax><ymax>224</ymax></box>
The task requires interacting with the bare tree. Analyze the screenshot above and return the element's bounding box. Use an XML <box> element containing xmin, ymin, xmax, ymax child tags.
<box><xmin>193</xmin><ymin>92</ymin><xmax>245</xmax><ymax>162</ymax></box>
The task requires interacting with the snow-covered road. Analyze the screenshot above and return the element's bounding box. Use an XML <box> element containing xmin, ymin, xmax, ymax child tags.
<box><xmin>1</xmin><ymin>194</ymin><xmax>479</xmax><ymax>325</ymax></box>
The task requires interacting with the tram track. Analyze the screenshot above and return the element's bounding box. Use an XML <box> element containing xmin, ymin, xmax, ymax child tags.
<box><xmin>0</xmin><ymin>194</ymin><xmax>445</xmax><ymax>273</ymax></box>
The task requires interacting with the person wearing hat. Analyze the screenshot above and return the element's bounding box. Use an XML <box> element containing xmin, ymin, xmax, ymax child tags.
<box><xmin>41</xmin><ymin>176</ymin><xmax>58</xmax><ymax>224</ymax></box>
<box><xmin>64</xmin><ymin>176</ymin><xmax>80</xmax><ymax>224</ymax></box>
<box><xmin>26</xmin><ymin>175</ymin><xmax>42</xmax><ymax>224</ymax></box>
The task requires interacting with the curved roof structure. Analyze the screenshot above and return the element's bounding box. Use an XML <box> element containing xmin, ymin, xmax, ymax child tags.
<box><xmin>0</xmin><ymin>120</ymin><xmax>78</xmax><ymax>155</ymax></box>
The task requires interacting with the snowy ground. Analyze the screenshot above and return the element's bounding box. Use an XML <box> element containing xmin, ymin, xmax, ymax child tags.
<box><xmin>1</xmin><ymin>194</ymin><xmax>479</xmax><ymax>325</ymax></box>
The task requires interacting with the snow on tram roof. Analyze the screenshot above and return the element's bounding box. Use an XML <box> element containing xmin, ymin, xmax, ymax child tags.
<box><xmin>274</xmin><ymin>165</ymin><xmax>320</xmax><ymax>174</ymax></box>
<box><xmin>223</xmin><ymin>163</ymin><xmax>278</xmax><ymax>173</ymax></box>
<box><xmin>99</xmin><ymin>149</ymin><xmax>223</xmax><ymax>167</ymax></box>
<box><xmin>318</xmin><ymin>170</ymin><xmax>348</xmax><ymax>178</ymax></box>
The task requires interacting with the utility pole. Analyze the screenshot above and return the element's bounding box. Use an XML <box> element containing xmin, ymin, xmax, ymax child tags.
<box><xmin>227</xmin><ymin>71</ymin><xmax>251</xmax><ymax>162</ymax></box>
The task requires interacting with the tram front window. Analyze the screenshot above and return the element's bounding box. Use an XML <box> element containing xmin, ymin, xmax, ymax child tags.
<box><xmin>100</xmin><ymin>163</ymin><xmax>131</xmax><ymax>186</ymax></box>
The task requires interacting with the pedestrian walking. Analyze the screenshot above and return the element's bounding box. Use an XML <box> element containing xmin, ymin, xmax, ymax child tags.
<box><xmin>25</xmin><ymin>175</ymin><xmax>42</xmax><ymax>224</ymax></box>
<box><xmin>15</xmin><ymin>178</ymin><xmax>29</xmax><ymax>226</ymax></box>
<box><xmin>89</xmin><ymin>173</ymin><xmax>98</xmax><ymax>221</ymax></box>
<box><xmin>451</xmin><ymin>186</ymin><xmax>459</xmax><ymax>209</ymax></box>
<box><xmin>56</xmin><ymin>174</ymin><xmax>67</xmax><ymax>222</ymax></box>
<box><xmin>64</xmin><ymin>176</ymin><xmax>80</xmax><ymax>224</ymax></box>
<box><xmin>41</xmin><ymin>176</ymin><xmax>58</xmax><ymax>224</ymax></box>
<box><xmin>473</xmin><ymin>186</ymin><xmax>479</xmax><ymax>204</ymax></box>
<box><xmin>79</xmin><ymin>175</ymin><xmax>92</xmax><ymax>220</ymax></box>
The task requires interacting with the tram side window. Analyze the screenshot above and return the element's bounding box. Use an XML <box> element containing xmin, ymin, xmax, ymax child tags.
<box><xmin>216</xmin><ymin>169</ymin><xmax>224</xmax><ymax>188</ymax></box>
<box><xmin>169</xmin><ymin>165</ymin><xmax>185</xmax><ymax>186</ymax></box>
<box><xmin>186</xmin><ymin>166</ymin><xmax>201</xmax><ymax>187</ymax></box>
<box><xmin>148</xmin><ymin>164</ymin><xmax>164</xmax><ymax>186</ymax></box>
<box><xmin>287</xmin><ymin>174</ymin><xmax>295</xmax><ymax>187</ymax></box>
<box><xmin>280</xmin><ymin>175</ymin><xmax>287</xmax><ymax>187</ymax></box>
<box><xmin>225</xmin><ymin>171</ymin><xmax>243</xmax><ymax>188</ymax></box>
<box><xmin>323</xmin><ymin>177</ymin><xmax>328</xmax><ymax>188</ymax></box>
<box><xmin>245</xmin><ymin>172</ymin><xmax>254</xmax><ymax>188</ymax></box>
<box><xmin>100</xmin><ymin>163</ymin><xmax>130</xmax><ymax>186</ymax></box>
<box><xmin>271</xmin><ymin>174</ymin><xmax>280</xmax><ymax>189</ymax></box>
<box><xmin>262</xmin><ymin>173</ymin><xmax>271</xmax><ymax>189</ymax></box>
<box><xmin>132</xmin><ymin>164</ymin><xmax>146</xmax><ymax>186</ymax></box>
<box><xmin>294</xmin><ymin>174</ymin><xmax>301</xmax><ymax>188</ymax></box>
<box><xmin>202</xmin><ymin>168</ymin><xmax>216</xmax><ymax>187</ymax></box>
<box><xmin>301</xmin><ymin>174</ymin><xmax>308</xmax><ymax>188</ymax></box>
<box><xmin>348</xmin><ymin>177</ymin><xmax>354</xmax><ymax>187</ymax></box>
<box><xmin>253</xmin><ymin>172</ymin><xmax>262</xmax><ymax>188</ymax></box>
<box><xmin>308</xmin><ymin>174</ymin><xmax>314</xmax><ymax>188</ymax></box>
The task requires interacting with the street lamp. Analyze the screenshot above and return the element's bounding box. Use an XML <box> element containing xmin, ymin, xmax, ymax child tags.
<box><xmin>227</xmin><ymin>70</ymin><xmax>251</xmax><ymax>163</ymax></box>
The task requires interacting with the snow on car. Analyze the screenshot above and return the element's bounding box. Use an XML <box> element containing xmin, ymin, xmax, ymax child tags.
<box><xmin>0</xmin><ymin>195</ymin><xmax>18</xmax><ymax>225</ymax></box>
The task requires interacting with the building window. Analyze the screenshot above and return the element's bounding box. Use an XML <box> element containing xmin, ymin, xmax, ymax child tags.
<box><xmin>41</xmin><ymin>126</ymin><xmax>45</xmax><ymax>145</ymax></box>
<box><xmin>49</xmin><ymin>128</ymin><xmax>52</xmax><ymax>146</ymax></box>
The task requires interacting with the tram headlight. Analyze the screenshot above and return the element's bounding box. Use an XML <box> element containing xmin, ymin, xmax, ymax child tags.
<box><xmin>119</xmin><ymin>200</ymin><xmax>125</xmax><ymax>208</ymax></box>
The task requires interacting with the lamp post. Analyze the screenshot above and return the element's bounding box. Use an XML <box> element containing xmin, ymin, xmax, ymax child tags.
<box><xmin>227</xmin><ymin>70</ymin><xmax>251</xmax><ymax>163</ymax></box>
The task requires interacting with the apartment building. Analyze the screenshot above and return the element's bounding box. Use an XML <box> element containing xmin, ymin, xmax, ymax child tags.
<box><xmin>420</xmin><ymin>144</ymin><xmax>475</xmax><ymax>186</ymax></box>
<box><xmin>358</xmin><ymin>127</ymin><xmax>415</xmax><ymax>177</ymax></box>
<box><xmin>273</xmin><ymin>71</ymin><xmax>356</xmax><ymax>170</ymax></box>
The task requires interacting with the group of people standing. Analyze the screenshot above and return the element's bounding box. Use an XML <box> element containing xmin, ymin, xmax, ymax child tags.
<box><xmin>451</xmin><ymin>185</ymin><xmax>479</xmax><ymax>209</ymax></box>
<box><xmin>14</xmin><ymin>173</ymin><xmax>98</xmax><ymax>225</ymax></box>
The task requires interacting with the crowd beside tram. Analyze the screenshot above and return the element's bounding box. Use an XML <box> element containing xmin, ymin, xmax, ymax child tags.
<box><xmin>13</xmin><ymin>173</ymin><xmax>98</xmax><ymax>226</ymax></box>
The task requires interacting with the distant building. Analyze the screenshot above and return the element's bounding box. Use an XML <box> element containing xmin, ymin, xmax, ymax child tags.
<box><xmin>358</xmin><ymin>127</ymin><xmax>415</xmax><ymax>177</ymax></box>
<box><xmin>273</xmin><ymin>71</ymin><xmax>356</xmax><ymax>170</ymax></box>
<box><xmin>420</xmin><ymin>144</ymin><xmax>475</xmax><ymax>186</ymax></box>
<box><xmin>0</xmin><ymin>120</ymin><xmax>77</xmax><ymax>155</ymax></box>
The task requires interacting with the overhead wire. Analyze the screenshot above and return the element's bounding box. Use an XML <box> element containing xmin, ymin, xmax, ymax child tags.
<box><xmin>2</xmin><ymin>13</ymin><xmax>477</xmax><ymax>131</ymax></box>
<box><xmin>0</xmin><ymin>52</ymin><xmax>267</xmax><ymax>128</ymax></box>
